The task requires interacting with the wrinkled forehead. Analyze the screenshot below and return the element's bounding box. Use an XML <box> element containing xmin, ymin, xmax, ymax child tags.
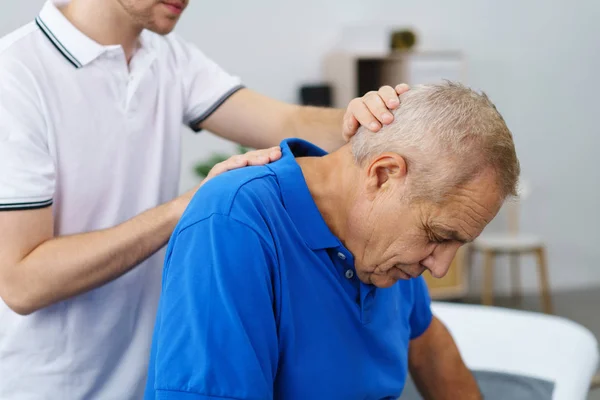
<box><xmin>432</xmin><ymin>181</ymin><xmax>504</xmax><ymax>233</ymax></box>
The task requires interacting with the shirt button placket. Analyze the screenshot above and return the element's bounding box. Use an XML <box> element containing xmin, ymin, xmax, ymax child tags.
<box><xmin>338</xmin><ymin>252</ymin><xmax>354</xmax><ymax>279</ymax></box>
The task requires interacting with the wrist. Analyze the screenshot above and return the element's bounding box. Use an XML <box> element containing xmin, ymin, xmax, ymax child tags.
<box><xmin>166</xmin><ymin>195</ymin><xmax>187</xmax><ymax>226</ymax></box>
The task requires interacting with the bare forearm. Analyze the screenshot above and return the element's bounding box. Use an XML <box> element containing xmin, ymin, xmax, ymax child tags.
<box><xmin>410</xmin><ymin>359</ymin><xmax>481</xmax><ymax>400</ymax></box>
<box><xmin>7</xmin><ymin>200</ymin><xmax>181</xmax><ymax>314</ymax></box>
<box><xmin>288</xmin><ymin>105</ymin><xmax>346</xmax><ymax>152</ymax></box>
<box><xmin>200</xmin><ymin>89</ymin><xmax>347</xmax><ymax>152</ymax></box>
<box><xmin>409</xmin><ymin>317</ymin><xmax>481</xmax><ymax>400</ymax></box>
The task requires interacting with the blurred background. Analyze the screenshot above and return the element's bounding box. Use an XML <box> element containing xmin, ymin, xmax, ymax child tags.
<box><xmin>2</xmin><ymin>0</ymin><xmax>599</xmax><ymax>397</ymax></box>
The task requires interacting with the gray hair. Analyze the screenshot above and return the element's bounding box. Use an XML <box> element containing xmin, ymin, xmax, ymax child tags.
<box><xmin>350</xmin><ymin>81</ymin><xmax>520</xmax><ymax>202</ymax></box>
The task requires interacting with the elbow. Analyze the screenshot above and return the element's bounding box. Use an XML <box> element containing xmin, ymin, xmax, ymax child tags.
<box><xmin>5</xmin><ymin>299</ymin><xmax>37</xmax><ymax>316</ymax></box>
<box><xmin>0</xmin><ymin>274</ymin><xmax>40</xmax><ymax>316</ymax></box>
<box><xmin>1</xmin><ymin>292</ymin><xmax>39</xmax><ymax>316</ymax></box>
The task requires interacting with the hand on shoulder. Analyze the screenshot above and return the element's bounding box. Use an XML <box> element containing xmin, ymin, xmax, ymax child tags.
<box><xmin>171</xmin><ymin>146</ymin><xmax>282</xmax><ymax>217</ymax></box>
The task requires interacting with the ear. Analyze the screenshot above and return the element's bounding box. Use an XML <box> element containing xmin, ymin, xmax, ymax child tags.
<box><xmin>365</xmin><ymin>153</ymin><xmax>408</xmax><ymax>196</ymax></box>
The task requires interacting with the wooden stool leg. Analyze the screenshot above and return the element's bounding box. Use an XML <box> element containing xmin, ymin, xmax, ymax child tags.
<box><xmin>535</xmin><ymin>247</ymin><xmax>553</xmax><ymax>314</ymax></box>
<box><xmin>465</xmin><ymin>245</ymin><xmax>475</xmax><ymax>297</ymax></box>
<box><xmin>590</xmin><ymin>372</ymin><xmax>600</xmax><ymax>390</ymax></box>
<box><xmin>509</xmin><ymin>253</ymin><xmax>522</xmax><ymax>305</ymax></box>
<box><xmin>482</xmin><ymin>250</ymin><xmax>495</xmax><ymax>306</ymax></box>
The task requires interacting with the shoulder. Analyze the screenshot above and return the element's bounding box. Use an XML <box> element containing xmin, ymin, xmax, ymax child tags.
<box><xmin>0</xmin><ymin>21</ymin><xmax>38</xmax><ymax>58</ymax></box>
<box><xmin>0</xmin><ymin>21</ymin><xmax>52</xmax><ymax>75</ymax></box>
<box><xmin>178</xmin><ymin>165</ymin><xmax>282</xmax><ymax>231</ymax></box>
<box><xmin>0</xmin><ymin>24</ymin><xmax>48</xmax><ymax>138</ymax></box>
<box><xmin>165</xmin><ymin>167</ymin><xmax>282</xmax><ymax>278</ymax></box>
<box><xmin>0</xmin><ymin>21</ymin><xmax>52</xmax><ymax>98</ymax></box>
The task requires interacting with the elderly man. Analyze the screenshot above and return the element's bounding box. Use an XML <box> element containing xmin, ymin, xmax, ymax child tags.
<box><xmin>144</xmin><ymin>81</ymin><xmax>520</xmax><ymax>400</ymax></box>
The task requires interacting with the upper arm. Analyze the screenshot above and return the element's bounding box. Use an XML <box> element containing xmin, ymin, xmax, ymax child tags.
<box><xmin>147</xmin><ymin>214</ymin><xmax>278</xmax><ymax>400</ymax></box>
<box><xmin>200</xmin><ymin>88</ymin><xmax>297</xmax><ymax>149</ymax></box>
<box><xmin>173</xmin><ymin>36</ymin><xmax>299</xmax><ymax>149</ymax></box>
<box><xmin>174</xmin><ymin>35</ymin><xmax>244</xmax><ymax>131</ymax></box>
<box><xmin>408</xmin><ymin>316</ymin><xmax>444</xmax><ymax>355</ymax></box>
<box><xmin>407</xmin><ymin>280</ymin><xmax>464</xmax><ymax>370</ymax></box>
<box><xmin>0</xmin><ymin>62</ymin><xmax>55</xmax><ymax>309</ymax></box>
<box><xmin>408</xmin><ymin>316</ymin><xmax>470</xmax><ymax>382</ymax></box>
<box><xmin>408</xmin><ymin>277</ymin><xmax>434</xmax><ymax>340</ymax></box>
<box><xmin>407</xmin><ymin>315</ymin><xmax>458</xmax><ymax>384</ymax></box>
<box><xmin>0</xmin><ymin>208</ymin><xmax>54</xmax><ymax>307</ymax></box>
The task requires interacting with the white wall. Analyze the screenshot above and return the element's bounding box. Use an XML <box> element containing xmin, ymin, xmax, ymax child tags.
<box><xmin>2</xmin><ymin>1</ymin><xmax>599</xmax><ymax>295</ymax></box>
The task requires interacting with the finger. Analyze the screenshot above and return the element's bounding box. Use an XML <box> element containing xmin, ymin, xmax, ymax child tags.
<box><xmin>246</xmin><ymin>146</ymin><xmax>278</xmax><ymax>157</ymax></box>
<box><xmin>206</xmin><ymin>160</ymin><xmax>234</xmax><ymax>178</ymax></box>
<box><xmin>269</xmin><ymin>149</ymin><xmax>282</xmax><ymax>161</ymax></box>
<box><xmin>363</xmin><ymin>91</ymin><xmax>393</xmax><ymax>126</ymax></box>
<box><xmin>247</xmin><ymin>154</ymin><xmax>271</xmax><ymax>166</ymax></box>
<box><xmin>230</xmin><ymin>154</ymin><xmax>247</xmax><ymax>167</ymax></box>
<box><xmin>206</xmin><ymin>152</ymin><xmax>259</xmax><ymax>180</ymax></box>
<box><xmin>342</xmin><ymin>112</ymin><xmax>360</xmax><ymax>141</ymax></box>
<box><xmin>378</xmin><ymin>85</ymin><xmax>401</xmax><ymax>110</ymax></box>
<box><xmin>220</xmin><ymin>155</ymin><xmax>247</xmax><ymax>171</ymax></box>
<box><xmin>352</xmin><ymin>98</ymin><xmax>381</xmax><ymax>132</ymax></box>
<box><xmin>395</xmin><ymin>83</ymin><xmax>410</xmax><ymax>95</ymax></box>
<box><xmin>263</xmin><ymin>146</ymin><xmax>282</xmax><ymax>161</ymax></box>
<box><xmin>244</xmin><ymin>147</ymin><xmax>280</xmax><ymax>165</ymax></box>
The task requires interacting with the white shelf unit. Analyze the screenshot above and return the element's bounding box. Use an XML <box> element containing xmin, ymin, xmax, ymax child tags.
<box><xmin>323</xmin><ymin>50</ymin><xmax>467</xmax><ymax>108</ymax></box>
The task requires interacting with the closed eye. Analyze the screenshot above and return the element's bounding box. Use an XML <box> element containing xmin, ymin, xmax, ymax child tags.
<box><xmin>430</xmin><ymin>226</ymin><xmax>470</xmax><ymax>244</ymax></box>
<box><xmin>429</xmin><ymin>234</ymin><xmax>447</xmax><ymax>244</ymax></box>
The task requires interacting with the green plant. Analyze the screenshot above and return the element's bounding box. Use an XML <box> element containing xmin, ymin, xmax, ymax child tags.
<box><xmin>390</xmin><ymin>29</ymin><xmax>417</xmax><ymax>51</ymax></box>
<box><xmin>193</xmin><ymin>145</ymin><xmax>251</xmax><ymax>178</ymax></box>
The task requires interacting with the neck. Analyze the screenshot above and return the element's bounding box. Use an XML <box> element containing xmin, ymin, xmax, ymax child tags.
<box><xmin>61</xmin><ymin>0</ymin><xmax>142</xmax><ymax>62</ymax></box>
<box><xmin>297</xmin><ymin>145</ymin><xmax>359</xmax><ymax>245</ymax></box>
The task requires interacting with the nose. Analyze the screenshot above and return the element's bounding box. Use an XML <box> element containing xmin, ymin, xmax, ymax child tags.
<box><xmin>420</xmin><ymin>243</ymin><xmax>462</xmax><ymax>278</ymax></box>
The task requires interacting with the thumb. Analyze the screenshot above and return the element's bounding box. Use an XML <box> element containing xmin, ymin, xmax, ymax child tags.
<box><xmin>343</xmin><ymin>115</ymin><xmax>360</xmax><ymax>141</ymax></box>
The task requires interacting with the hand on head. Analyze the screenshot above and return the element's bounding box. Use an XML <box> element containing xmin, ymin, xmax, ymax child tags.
<box><xmin>342</xmin><ymin>84</ymin><xmax>411</xmax><ymax>142</ymax></box>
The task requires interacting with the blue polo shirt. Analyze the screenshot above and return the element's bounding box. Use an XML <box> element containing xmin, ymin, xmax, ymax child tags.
<box><xmin>144</xmin><ymin>138</ymin><xmax>433</xmax><ymax>400</ymax></box>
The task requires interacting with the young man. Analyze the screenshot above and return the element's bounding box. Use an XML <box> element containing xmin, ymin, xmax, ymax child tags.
<box><xmin>0</xmin><ymin>0</ymin><xmax>406</xmax><ymax>399</ymax></box>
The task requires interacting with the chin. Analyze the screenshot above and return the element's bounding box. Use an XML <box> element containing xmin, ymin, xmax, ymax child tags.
<box><xmin>369</xmin><ymin>275</ymin><xmax>401</xmax><ymax>288</ymax></box>
<box><xmin>373</xmin><ymin>281</ymin><xmax>397</xmax><ymax>289</ymax></box>
<box><xmin>147</xmin><ymin>20</ymin><xmax>179</xmax><ymax>35</ymax></box>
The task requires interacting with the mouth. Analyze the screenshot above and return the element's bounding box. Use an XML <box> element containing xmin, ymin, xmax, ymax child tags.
<box><xmin>397</xmin><ymin>269</ymin><xmax>412</xmax><ymax>280</ymax></box>
<box><xmin>396</xmin><ymin>265</ymin><xmax>426</xmax><ymax>280</ymax></box>
<box><xmin>162</xmin><ymin>1</ymin><xmax>185</xmax><ymax>14</ymax></box>
<box><xmin>385</xmin><ymin>266</ymin><xmax>413</xmax><ymax>281</ymax></box>
<box><xmin>369</xmin><ymin>263</ymin><xmax>423</xmax><ymax>282</ymax></box>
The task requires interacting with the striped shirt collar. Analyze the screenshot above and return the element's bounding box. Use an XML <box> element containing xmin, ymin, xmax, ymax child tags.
<box><xmin>36</xmin><ymin>0</ymin><xmax>150</xmax><ymax>69</ymax></box>
<box><xmin>36</xmin><ymin>1</ymin><xmax>106</xmax><ymax>68</ymax></box>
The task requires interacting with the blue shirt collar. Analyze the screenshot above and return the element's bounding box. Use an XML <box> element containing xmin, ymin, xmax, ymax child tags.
<box><xmin>267</xmin><ymin>138</ymin><xmax>341</xmax><ymax>250</ymax></box>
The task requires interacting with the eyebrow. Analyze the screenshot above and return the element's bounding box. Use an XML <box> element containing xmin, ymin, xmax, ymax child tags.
<box><xmin>432</xmin><ymin>227</ymin><xmax>471</xmax><ymax>244</ymax></box>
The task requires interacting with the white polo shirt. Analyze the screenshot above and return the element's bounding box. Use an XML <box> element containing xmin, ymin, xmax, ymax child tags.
<box><xmin>0</xmin><ymin>1</ymin><xmax>242</xmax><ymax>399</ymax></box>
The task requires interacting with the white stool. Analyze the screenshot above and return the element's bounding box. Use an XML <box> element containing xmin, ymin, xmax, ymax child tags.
<box><xmin>471</xmin><ymin>233</ymin><xmax>553</xmax><ymax>314</ymax></box>
<box><xmin>470</xmin><ymin>178</ymin><xmax>553</xmax><ymax>314</ymax></box>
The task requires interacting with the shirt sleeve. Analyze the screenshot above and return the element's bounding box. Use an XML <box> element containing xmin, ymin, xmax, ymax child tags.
<box><xmin>0</xmin><ymin>62</ymin><xmax>55</xmax><ymax>211</ymax></box>
<box><xmin>171</xmin><ymin>34</ymin><xmax>244</xmax><ymax>132</ymax></box>
<box><xmin>147</xmin><ymin>214</ymin><xmax>278</xmax><ymax>400</ymax></box>
<box><xmin>408</xmin><ymin>276</ymin><xmax>433</xmax><ymax>340</ymax></box>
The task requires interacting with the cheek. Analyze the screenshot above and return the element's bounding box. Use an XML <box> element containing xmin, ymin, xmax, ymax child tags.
<box><xmin>387</xmin><ymin>232</ymin><xmax>435</xmax><ymax>263</ymax></box>
<box><xmin>348</xmin><ymin>201</ymin><xmax>429</xmax><ymax>266</ymax></box>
